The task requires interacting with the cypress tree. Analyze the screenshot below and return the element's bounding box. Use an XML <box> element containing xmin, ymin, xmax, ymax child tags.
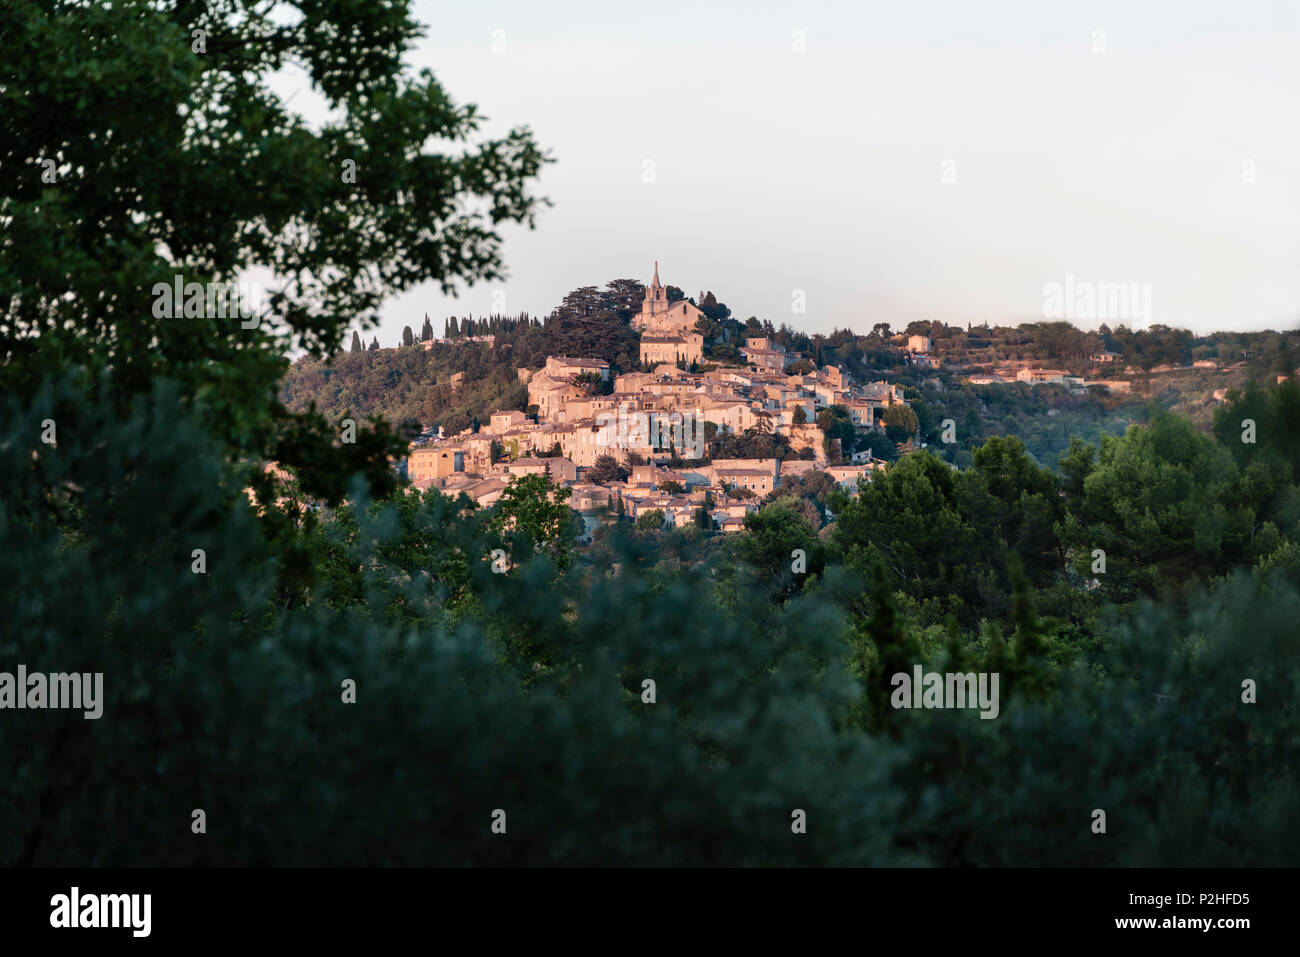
<box><xmin>867</xmin><ymin>560</ymin><xmax>921</xmax><ymax>736</ymax></box>
<box><xmin>1007</xmin><ymin>554</ymin><xmax>1054</xmax><ymax>702</ymax></box>
<box><xmin>350</xmin><ymin>330</ymin><xmax>362</xmax><ymax>352</ymax></box>
<box><xmin>981</xmin><ymin>621</ymin><xmax>1012</xmax><ymax>702</ymax></box>
<box><xmin>941</xmin><ymin>613</ymin><xmax>972</xmax><ymax>675</ymax></box>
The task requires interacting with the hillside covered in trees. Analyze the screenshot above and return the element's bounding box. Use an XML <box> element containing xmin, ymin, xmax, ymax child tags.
<box><xmin>282</xmin><ymin>280</ymin><xmax>645</xmax><ymax>434</ymax></box>
<box><xmin>282</xmin><ymin>275</ymin><xmax>1299</xmax><ymax>467</ymax></box>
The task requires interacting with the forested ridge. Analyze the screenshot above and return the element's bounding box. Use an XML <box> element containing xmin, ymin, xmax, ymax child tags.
<box><xmin>284</xmin><ymin>279</ymin><xmax>1296</xmax><ymax>465</ymax></box>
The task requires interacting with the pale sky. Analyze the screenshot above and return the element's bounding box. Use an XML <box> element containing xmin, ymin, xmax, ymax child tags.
<box><xmin>274</xmin><ymin>0</ymin><xmax>1300</xmax><ymax>344</ymax></box>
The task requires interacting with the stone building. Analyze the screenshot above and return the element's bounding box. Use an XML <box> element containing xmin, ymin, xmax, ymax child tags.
<box><xmin>407</xmin><ymin>447</ymin><xmax>464</xmax><ymax>482</ymax></box>
<box><xmin>741</xmin><ymin>337</ymin><xmax>791</xmax><ymax>372</ymax></box>
<box><xmin>634</xmin><ymin>261</ymin><xmax>705</xmax><ymax>335</ymax></box>
<box><xmin>640</xmin><ymin>332</ymin><xmax>703</xmax><ymax>367</ymax></box>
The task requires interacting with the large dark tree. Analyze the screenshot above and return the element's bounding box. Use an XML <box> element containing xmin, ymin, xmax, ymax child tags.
<box><xmin>0</xmin><ymin>0</ymin><xmax>549</xmax><ymax>488</ymax></box>
<box><xmin>586</xmin><ymin>454</ymin><xmax>626</xmax><ymax>485</ymax></box>
<box><xmin>829</xmin><ymin>450</ymin><xmax>1004</xmax><ymax>625</ymax></box>
<box><xmin>532</xmin><ymin>281</ymin><xmax>640</xmax><ymax>367</ymax></box>
<box><xmin>1057</xmin><ymin>411</ymin><xmax>1254</xmax><ymax>603</ymax></box>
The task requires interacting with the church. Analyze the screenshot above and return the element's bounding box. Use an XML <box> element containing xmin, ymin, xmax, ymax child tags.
<box><xmin>634</xmin><ymin>261</ymin><xmax>705</xmax><ymax>336</ymax></box>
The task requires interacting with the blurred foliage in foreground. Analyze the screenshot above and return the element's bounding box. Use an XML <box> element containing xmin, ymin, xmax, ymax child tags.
<box><xmin>1</xmin><ymin>376</ymin><xmax>1297</xmax><ymax>866</ymax></box>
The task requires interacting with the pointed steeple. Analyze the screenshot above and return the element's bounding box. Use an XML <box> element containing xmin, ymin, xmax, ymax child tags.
<box><xmin>640</xmin><ymin>259</ymin><xmax>667</xmax><ymax>329</ymax></box>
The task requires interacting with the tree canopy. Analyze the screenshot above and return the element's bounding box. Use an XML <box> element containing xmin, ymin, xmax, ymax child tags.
<box><xmin>2</xmin><ymin>0</ymin><xmax>549</xmax><ymax>484</ymax></box>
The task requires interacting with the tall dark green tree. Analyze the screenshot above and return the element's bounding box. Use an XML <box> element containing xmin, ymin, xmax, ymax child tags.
<box><xmin>1057</xmin><ymin>412</ymin><xmax>1250</xmax><ymax>603</ymax></box>
<box><xmin>736</xmin><ymin>499</ymin><xmax>822</xmax><ymax>602</ymax></box>
<box><xmin>0</xmin><ymin>0</ymin><xmax>549</xmax><ymax>485</ymax></box>
<box><xmin>854</xmin><ymin>561</ymin><xmax>922</xmax><ymax>735</ymax></box>
<box><xmin>881</xmin><ymin>404</ymin><xmax>920</xmax><ymax>444</ymax></box>
<box><xmin>829</xmin><ymin>450</ymin><xmax>1002</xmax><ymax>625</ymax></box>
<box><xmin>970</xmin><ymin>436</ymin><xmax>1062</xmax><ymax>584</ymax></box>
<box><xmin>1003</xmin><ymin>555</ymin><xmax>1057</xmax><ymax>703</ymax></box>
<box><xmin>587</xmin><ymin>454</ymin><xmax>624</xmax><ymax>485</ymax></box>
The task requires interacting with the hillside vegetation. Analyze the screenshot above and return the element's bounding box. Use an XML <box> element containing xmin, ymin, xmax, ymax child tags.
<box><xmin>285</xmin><ymin>279</ymin><xmax>1297</xmax><ymax>465</ymax></box>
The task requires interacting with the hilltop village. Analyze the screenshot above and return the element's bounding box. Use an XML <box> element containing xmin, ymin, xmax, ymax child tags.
<box><xmin>404</xmin><ymin>264</ymin><xmax>904</xmax><ymax>533</ymax></box>
<box><xmin>291</xmin><ymin>262</ymin><xmax>1298</xmax><ymax>536</ymax></box>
